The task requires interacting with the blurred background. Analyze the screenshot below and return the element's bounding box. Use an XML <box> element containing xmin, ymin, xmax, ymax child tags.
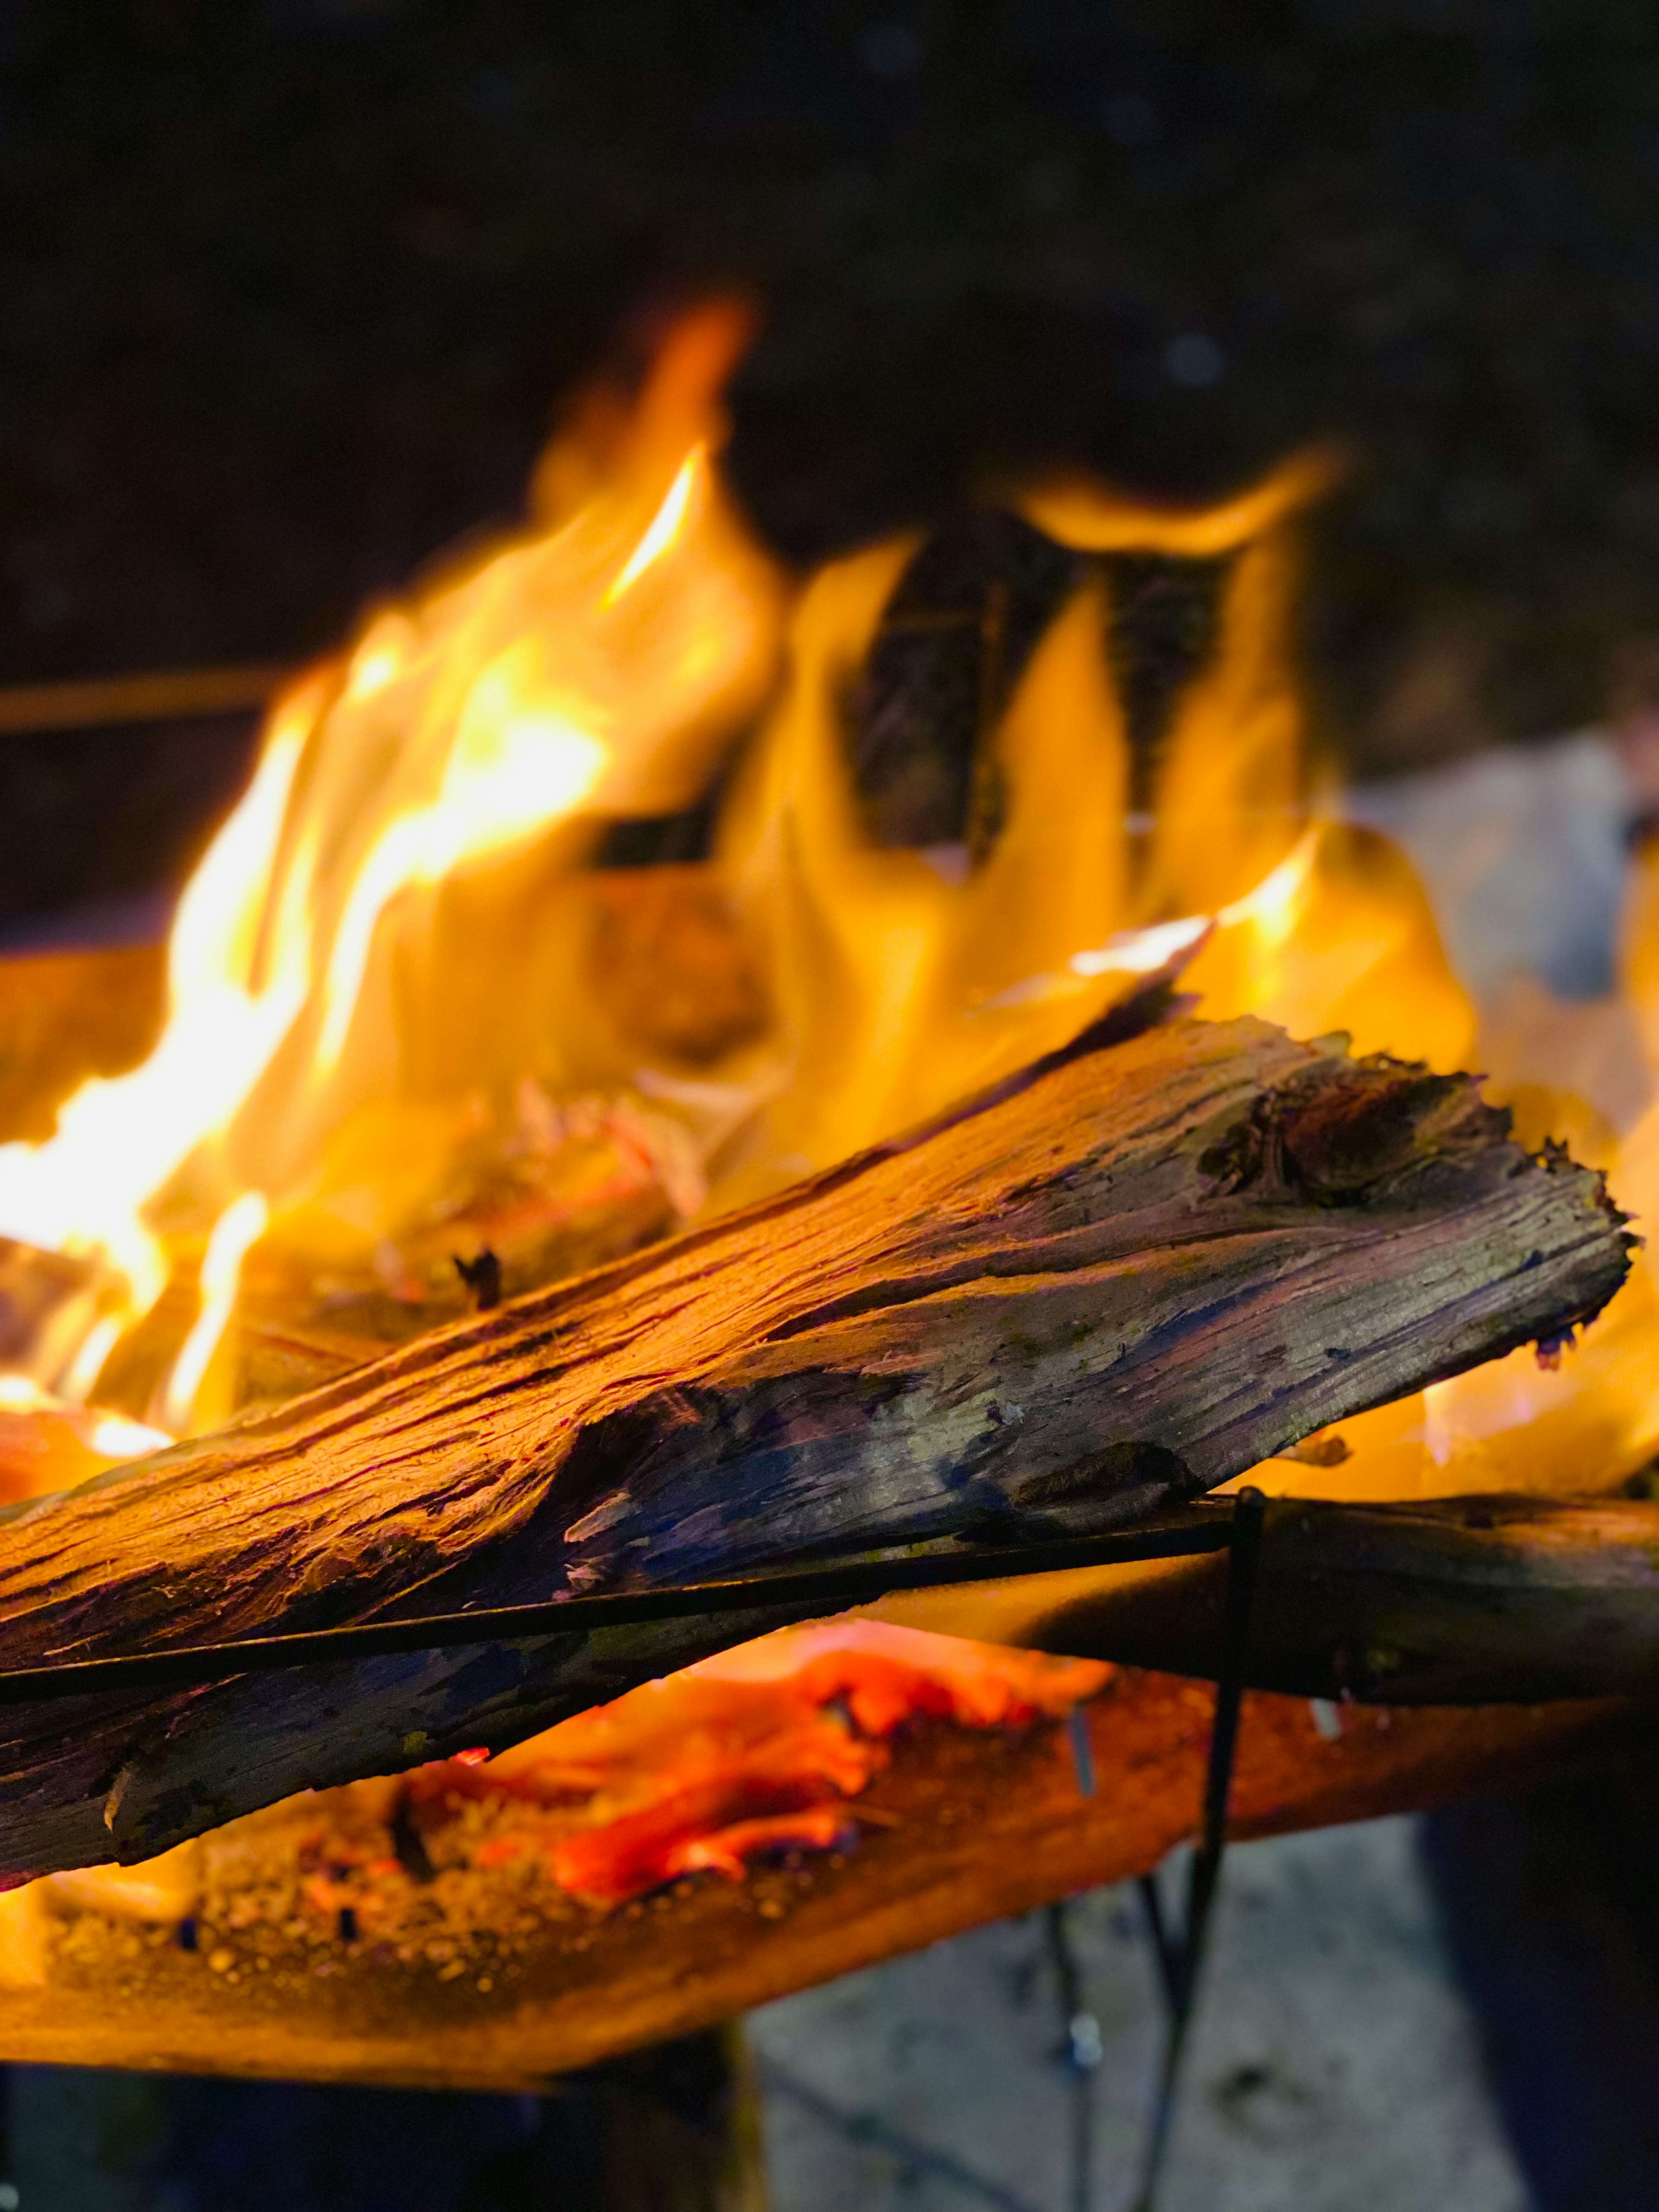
<box><xmin>6</xmin><ymin>5</ymin><xmax>1659</xmax><ymax>2208</ymax></box>
<box><xmin>8</xmin><ymin>3</ymin><xmax>1659</xmax><ymax>923</ymax></box>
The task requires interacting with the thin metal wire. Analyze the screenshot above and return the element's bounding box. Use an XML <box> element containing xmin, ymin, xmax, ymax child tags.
<box><xmin>0</xmin><ymin>1511</ymin><xmax>1233</xmax><ymax>1706</ymax></box>
<box><xmin>1131</xmin><ymin>1485</ymin><xmax>1268</xmax><ymax>2212</ymax></box>
<box><xmin>1045</xmin><ymin>1901</ymin><xmax>1100</xmax><ymax>2212</ymax></box>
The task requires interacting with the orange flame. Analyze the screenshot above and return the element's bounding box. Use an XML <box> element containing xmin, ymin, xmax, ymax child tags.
<box><xmin>0</xmin><ymin>304</ymin><xmax>783</xmax><ymax>1429</ymax></box>
<box><xmin>712</xmin><ymin>450</ymin><xmax>1472</xmax><ymax>1196</ymax></box>
<box><xmin>0</xmin><ymin>308</ymin><xmax>1653</xmax><ymax>1518</ymax></box>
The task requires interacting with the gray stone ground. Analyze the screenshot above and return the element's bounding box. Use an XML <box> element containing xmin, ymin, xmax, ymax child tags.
<box><xmin>750</xmin><ymin>1815</ymin><xmax>1530</xmax><ymax>2212</ymax></box>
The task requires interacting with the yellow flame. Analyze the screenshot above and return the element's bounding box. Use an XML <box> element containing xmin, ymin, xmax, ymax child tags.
<box><xmin>0</xmin><ymin>692</ymin><xmax>318</xmax><ymax>1362</ymax></box>
<box><xmin>343</xmin><ymin>615</ymin><xmax>412</xmax><ymax>703</ymax></box>
<box><xmin>87</xmin><ymin>1410</ymin><xmax>175</xmax><ymax>1462</ymax></box>
<box><xmin>0</xmin><ymin>306</ymin><xmax>782</xmax><ymax>1426</ymax></box>
<box><xmin>713</xmin><ymin>457</ymin><xmax>1472</xmax><ymax>1200</ymax></box>
<box><xmin>604</xmin><ymin>445</ymin><xmax>704</xmax><ymax>604</ymax></box>
<box><xmin>0</xmin><ymin>1371</ymin><xmax>170</xmax><ymax>1473</ymax></box>
<box><xmin>161</xmin><ymin>1190</ymin><xmax>270</xmax><ymax>1434</ymax></box>
<box><xmin>312</xmin><ymin>670</ymin><xmax>613</xmax><ymax>1077</ymax></box>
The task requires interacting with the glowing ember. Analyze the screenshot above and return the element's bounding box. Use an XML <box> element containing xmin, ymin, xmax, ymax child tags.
<box><xmin>392</xmin><ymin>1622</ymin><xmax>1111</xmax><ymax>1907</ymax></box>
<box><xmin>0</xmin><ymin>1623</ymin><xmax>1109</xmax><ymax>1973</ymax></box>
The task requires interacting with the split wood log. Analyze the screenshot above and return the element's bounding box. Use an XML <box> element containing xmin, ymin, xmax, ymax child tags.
<box><xmin>0</xmin><ymin>999</ymin><xmax>1632</xmax><ymax>1875</ymax></box>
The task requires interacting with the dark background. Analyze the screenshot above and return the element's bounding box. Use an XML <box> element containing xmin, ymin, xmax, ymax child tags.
<box><xmin>5</xmin><ymin>1</ymin><xmax>1659</xmax><ymax>904</ymax></box>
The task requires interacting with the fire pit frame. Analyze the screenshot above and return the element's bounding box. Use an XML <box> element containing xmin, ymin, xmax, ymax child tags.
<box><xmin>1131</xmin><ymin>1487</ymin><xmax>1265</xmax><ymax>2211</ymax></box>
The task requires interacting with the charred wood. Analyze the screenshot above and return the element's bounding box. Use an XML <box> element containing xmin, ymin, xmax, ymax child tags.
<box><xmin>0</xmin><ymin>1002</ymin><xmax>1631</xmax><ymax>1872</ymax></box>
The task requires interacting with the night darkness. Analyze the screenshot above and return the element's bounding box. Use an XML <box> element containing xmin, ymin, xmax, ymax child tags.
<box><xmin>7</xmin><ymin>5</ymin><xmax>1659</xmax><ymax>772</ymax></box>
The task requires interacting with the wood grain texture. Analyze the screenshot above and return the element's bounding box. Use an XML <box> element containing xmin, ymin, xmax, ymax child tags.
<box><xmin>0</xmin><ymin>1006</ymin><xmax>1631</xmax><ymax>1874</ymax></box>
<box><xmin>0</xmin><ymin>1671</ymin><xmax>1640</xmax><ymax>2090</ymax></box>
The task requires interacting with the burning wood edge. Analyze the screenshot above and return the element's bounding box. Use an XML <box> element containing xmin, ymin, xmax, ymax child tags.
<box><xmin>0</xmin><ymin>990</ymin><xmax>1631</xmax><ymax>1877</ymax></box>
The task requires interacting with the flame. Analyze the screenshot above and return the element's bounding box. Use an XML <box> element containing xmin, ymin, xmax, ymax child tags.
<box><xmin>309</xmin><ymin>680</ymin><xmax>612</xmax><ymax>1079</ymax></box>
<box><xmin>604</xmin><ymin>444</ymin><xmax>705</xmax><ymax>603</ymax></box>
<box><xmin>0</xmin><ymin>1373</ymin><xmax>169</xmax><ymax>1505</ymax></box>
<box><xmin>0</xmin><ymin>309</ymin><xmax>1655</xmax><ymax>1519</ymax></box>
<box><xmin>0</xmin><ymin>698</ymin><xmax>316</xmax><ymax>1351</ymax></box>
<box><xmin>0</xmin><ymin>303</ymin><xmax>784</xmax><ymax>1428</ymax></box>
<box><xmin>712</xmin><ymin>454</ymin><xmax>1472</xmax><ymax>1196</ymax></box>
<box><xmin>160</xmin><ymin>1190</ymin><xmax>270</xmax><ymax>1435</ymax></box>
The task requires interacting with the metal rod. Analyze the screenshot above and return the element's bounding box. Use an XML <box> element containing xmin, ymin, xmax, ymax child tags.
<box><xmin>0</xmin><ymin>665</ymin><xmax>292</xmax><ymax>737</ymax></box>
<box><xmin>1183</xmin><ymin>1484</ymin><xmax>1268</xmax><ymax>1990</ymax></box>
<box><xmin>1131</xmin><ymin>1484</ymin><xmax>1267</xmax><ymax>2212</ymax></box>
<box><xmin>1136</xmin><ymin>1871</ymin><xmax>1183</xmax><ymax>2012</ymax></box>
<box><xmin>0</xmin><ymin>1511</ymin><xmax>1233</xmax><ymax>1706</ymax></box>
<box><xmin>1046</xmin><ymin>1901</ymin><xmax>1100</xmax><ymax>2212</ymax></box>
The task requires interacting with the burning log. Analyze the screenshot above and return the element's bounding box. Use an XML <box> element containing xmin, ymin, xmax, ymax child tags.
<box><xmin>0</xmin><ymin>996</ymin><xmax>1631</xmax><ymax>1875</ymax></box>
<box><xmin>963</xmin><ymin>1491</ymin><xmax>1659</xmax><ymax>1706</ymax></box>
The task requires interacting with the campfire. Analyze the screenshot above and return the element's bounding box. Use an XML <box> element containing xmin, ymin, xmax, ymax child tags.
<box><xmin>0</xmin><ymin>301</ymin><xmax>1647</xmax><ymax>1488</ymax></box>
<box><xmin>0</xmin><ymin>303</ymin><xmax>1651</xmax><ymax>2082</ymax></box>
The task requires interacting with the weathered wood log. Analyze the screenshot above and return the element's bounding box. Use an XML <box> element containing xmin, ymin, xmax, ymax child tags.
<box><xmin>0</xmin><ymin>1002</ymin><xmax>1631</xmax><ymax>1874</ymax></box>
<box><xmin>906</xmin><ymin>1492</ymin><xmax>1659</xmax><ymax>1706</ymax></box>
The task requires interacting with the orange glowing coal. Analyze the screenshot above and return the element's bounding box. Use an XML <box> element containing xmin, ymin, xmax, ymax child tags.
<box><xmin>0</xmin><ymin>1621</ymin><xmax>1109</xmax><ymax>1952</ymax></box>
<box><xmin>465</xmin><ymin>1619</ymin><xmax>1110</xmax><ymax>1907</ymax></box>
<box><xmin>0</xmin><ymin>301</ymin><xmax>1656</xmax><ymax>1521</ymax></box>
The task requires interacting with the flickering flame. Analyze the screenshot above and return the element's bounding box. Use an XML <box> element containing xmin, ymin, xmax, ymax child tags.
<box><xmin>604</xmin><ymin>444</ymin><xmax>704</xmax><ymax>603</ymax></box>
<box><xmin>711</xmin><ymin>452</ymin><xmax>1472</xmax><ymax>1192</ymax></box>
<box><xmin>160</xmin><ymin>1190</ymin><xmax>270</xmax><ymax>1434</ymax></box>
<box><xmin>309</xmin><ymin>683</ymin><xmax>612</xmax><ymax>1078</ymax></box>
<box><xmin>0</xmin><ymin>703</ymin><xmax>315</xmax><ymax>1339</ymax></box>
<box><xmin>0</xmin><ymin>303</ymin><xmax>783</xmax><ymax>1430</ymax></box>
<box><xmin>0</xmin><ymin>1374</ymin><xmax>169</xmax><ymax>1506</ymax></box>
